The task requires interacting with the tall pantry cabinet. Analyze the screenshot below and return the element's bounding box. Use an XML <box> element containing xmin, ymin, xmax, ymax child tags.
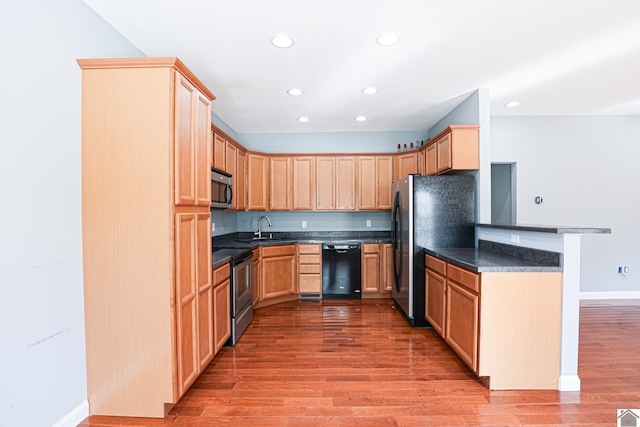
<box><xmin>78</xmin><ymin>58</ymin><xmax>216</xmax><ymax>418</ymax></box>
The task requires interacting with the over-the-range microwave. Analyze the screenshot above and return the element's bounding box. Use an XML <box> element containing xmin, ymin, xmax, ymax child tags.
<box><xmin>211</xmin><ymin>168</ymin><xmax>232</xmax><ymax>209</ymax></box>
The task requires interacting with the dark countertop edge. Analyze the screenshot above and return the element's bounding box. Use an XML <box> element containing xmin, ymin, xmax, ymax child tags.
<box><xmin>423</xmin><ymin>247</ymin><xmax>563</xmax><ymax>273</ymax></box>
<box><xmin>476</xmin><ymin>223</ymin><xmax>611</xmax><ymax>234</ymax></box>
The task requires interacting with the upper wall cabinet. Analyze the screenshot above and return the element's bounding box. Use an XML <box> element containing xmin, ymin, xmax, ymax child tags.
<box><xmin>358</xmin><ymin>156</ymin><xmax>393</xmax><ymax>210</ymax></box>
<box><xmin>247</xmin><ymin>153</ymin><xmax>269</xmax><ymax>211</ymax></box>
<box><xmin>269</xmin><ymin>156</ymin><xmax>292</xmax><ymax>211</ymax></box>
<box><xmin>424</xmin><ymin>125</ymin><xmax>480</xmax><ymax>176</ymax></box>
<box><xmin>292</xmin><ymin>156</ymin><xmax>316</xmax><ymax>211</ymax></box>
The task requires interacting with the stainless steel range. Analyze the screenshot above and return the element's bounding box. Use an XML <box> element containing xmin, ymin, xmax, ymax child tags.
<box><xmin>226</xmin><ymin>249</ymin><xmax>253</xmax><ymax>345</ymax></box>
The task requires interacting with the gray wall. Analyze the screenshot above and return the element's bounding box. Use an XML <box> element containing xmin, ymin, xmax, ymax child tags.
<box><xmin>0</xmin><ymin>1</ymin><xmax>144</xmax><ymax>425</ymax></box>
<box><xmin>491</xmin><ymin>116</ymin><xmax>640</xmax><ymax>293</ymax></box>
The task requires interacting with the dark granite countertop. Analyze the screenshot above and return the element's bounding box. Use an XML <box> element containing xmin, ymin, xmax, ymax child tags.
<box><xmin>211</xmin><ymin>231</ymin><xmax>391</xmax><ymax>269</ymax></box>
<box><xmin>476</xmin><ymin>223</ymin><xmax>611</xmax><ymax>235</ymax></box>
<box><xmin>423</xmin><ymin>240</ymin><xmax>562</xmax><ymax>273</ymax></box>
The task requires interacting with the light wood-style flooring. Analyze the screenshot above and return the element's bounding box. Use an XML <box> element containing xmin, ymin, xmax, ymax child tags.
<box><xmin>80</xmin><ymin>298</ymin><xmax>640</xmax><ymax>426</ymax></box>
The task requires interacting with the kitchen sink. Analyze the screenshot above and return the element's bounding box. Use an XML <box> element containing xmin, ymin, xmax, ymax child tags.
<box><xmin>235</xmin><ymin>236</ymin><xmax>285</xmax><ymax>243</ymax></box>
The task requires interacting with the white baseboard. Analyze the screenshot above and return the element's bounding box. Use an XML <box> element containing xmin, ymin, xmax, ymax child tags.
<box><xmin>580</xmin><ymin>291</ymin><xmax>640</xmax><ymax>300</ymax></box>
<box><xmin>53</xmin><ymin>400</ymin><xmax>89</xmax><ymax>427</ymax></box>
<box><xmin>558</xmin><ymin>375</ymin><xmax>581</xmax><ymax>391</ymax></box>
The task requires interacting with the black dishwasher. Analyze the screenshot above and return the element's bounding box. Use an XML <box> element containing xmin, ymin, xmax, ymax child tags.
<box><xmin>322</xmin><ymin>243</ymin><xmax>362</xmax><ymax>299</ymax></box>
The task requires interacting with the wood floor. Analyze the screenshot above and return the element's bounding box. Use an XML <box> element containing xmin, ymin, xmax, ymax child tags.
<box><xmin>80</xmin><ymin>299</ymin><xmax>640</xmax><ymax>426</ymax></box>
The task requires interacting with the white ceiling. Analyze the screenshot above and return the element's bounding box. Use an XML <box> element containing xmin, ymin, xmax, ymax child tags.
<box><xmin>82</xmin><ymin>0</ymin><xmax>640</xmax><ymax>133</ymax></box>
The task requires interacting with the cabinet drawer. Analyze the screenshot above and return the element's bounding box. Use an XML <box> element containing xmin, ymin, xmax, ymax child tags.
<box><xmin>299</xmin><ymin>264</ymin><xmax>321</xmax><ymax>274</ymax></box>
<box><xmin>426</xmin><ymin>255</ymin><xmax>446</xmax><ymax>276</ymax></box>
<box><xmin>447</xmin><ymin>264</ymin><xmax>479</xmax><ymax>293</ymax></box>
<box><xmin>298</xmin><ymin>244</ymin><xmax>321</xmax><ymax>255</ymax></box>
<box><xmin>299</xmin><ymin>274</ymin><xmax>321</xmax><ymax>293</ymax></box>
<box><xmin>299</xmin><ymin>254</ymin><xmax>321</xmax><ymax>265</ymax></box>
<box><xmin>213</xmin><ymin>263</ymin><xmax>230</xmax><ymax>286</ymax></box>
<box><xmin>363</xmin><ymin>243</ymin><xmax>380</xmax><ymax>254</ymax></box>
<box><xmin>262</xmin><ymin>244</ymin><xmax>296</xmax><ymax>258</ymax></box>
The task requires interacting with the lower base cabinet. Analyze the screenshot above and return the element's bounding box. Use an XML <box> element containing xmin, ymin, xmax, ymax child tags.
<box><xmin>361</xmin><ymin>242</ymin><xmax>393</xmax><ymax>296</ymax></box>
<box><xmin>261</xmin><ymin>245</ymin><xmax>297</xmax><ymax>300</ymax></box>
<box><xmin>425</xmin><ymin>254</ymin><xmax>563</xmax><ymax>390</ymax></box>
<box><xmin>212</xmin><ymin>263</ymin><xmax>231</xmax><ymax>354</ymax></box>
<box><xmin>298</xmin><ymin>244</ymin><xmax>322</xmax><ymax>294</ymax></box>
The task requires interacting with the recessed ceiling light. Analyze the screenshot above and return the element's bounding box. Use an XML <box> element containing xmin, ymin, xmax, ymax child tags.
<box><xmin>505</xmin><ymin>101</ymin><xmax>521</xmax><ymax>108</ymax></box>
<box><xmin>362</xmin><ymin>87</ymin><xmax>378</xmax><ymax>95</ymax></box>
<box><xmin>355</xmin><ymin>116</ymin><xmax>367</xmax><ymax>122</ymax></box>
<box><xmin>270</xmin><ymin>34</ymin><xmax>295</xmax><ymax>48</ymax></box>
<box><xmin>376</xmin><ymin>33</ymin><xmax>400</xmax><ymax>46</ymax></box>
<box><xmin>297</xmin><ymin>117</ymin><xmax>309</xmax><ymax>123</ymax></box>
<box><xmin>287</xmin><ymin>88</ymin><xmax>303</xmax><ymax>96</ymax></box>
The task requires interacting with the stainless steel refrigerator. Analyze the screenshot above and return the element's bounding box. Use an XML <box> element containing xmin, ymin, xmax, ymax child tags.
<box><xmin>391</xmin><ymin>174</ymin><xmax>476</xmax><ymax>327</ymax></box>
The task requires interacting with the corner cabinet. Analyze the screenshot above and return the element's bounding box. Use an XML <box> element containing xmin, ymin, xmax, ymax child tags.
<box><xmin>78</xmin><ymin>57</ymin><xmax>215</xmax><ymax>418</ymax></box>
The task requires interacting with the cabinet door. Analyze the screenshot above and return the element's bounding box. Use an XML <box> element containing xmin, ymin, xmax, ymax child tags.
<box><xmin>269</xmin><ymin>157</ymin><xmax>292</xmax><ymax>210</ymax></box>
<box><xmin>361</xmin><ymin>243</ymin><xmax>380</xmax><ymax>293</ymax></box>
<box><xmin>316</xmin><ymin>157</ymin><xmax>336</xmax><ymax>210</ymax></box>
<box><xmin>446</xmin><ymin>281</ymin><xmax>479</xmax><ymax>372</ymax></box>
<box><xmin>417</xmin><ymin>150</ymin><xmax>426</xmax><ymax>176</ymax></box>
<box><xmin>298</xmin><ymin>244</ymin><xmax>321</xmax><ymax>293</ymax></box>
<box><xmin>262</xmin><ymin>246</ymin><xmax>297</xmax><ymax>299</ymax></box>
<box><xmin>293</xmin><ymin>157</ymin><xmax>315</xmax><ymax>210</ymax></box>
<box><xmin>236</xmin><ymin>150</ymin><xmax>247</xmax><ymax>211</ymax></box>
<box><xmin>195</xmin><ymin>93</ymin><xmax>211</xmax><ymax>207</ymax></box>
<box><xmin>252</xmin><ymin>248</ymin><xmax>261</xmax><ymax>305</ymax></box>
<box><xmin>175</xmin><ymin>75</ymin><xmax>197</xmax><ymax>206</ymax></box>
<box><xmin>381</xmin><ymin>243</ymin><xmax>393</xmax><ymax>292</ymax></box>
<box><xmin>437</xmin><ymin>133</ymin><xmax>452</xmax><ymax>173</ymax></box>
<box><xmin>357</xmin><ymin>156</ymin><xmax>376</xmax><ymax>210</ymax></box>
<box><xmin>336</xmin><ymin>156</ymin><xmax>356</xmax><ymax>210</ymax></box>
<box><xmin>175</xmin><ymin>213</ymin><xmax>198</xmax><ymax>396</ymax></box>
<box><xmin>247</xmin><ymin>153</ymin><xmax>269</xmax><ymax>211</ymax></box>
<box><xmin>225</xmin><ymin>142</ymin><xmax>238</xmax><ymax>210</ymax></box>
<box><xmin>395</xmin><ymin>152</ymin><xmax>418</xmax><ymax>181</ymax></box>
<box><xmin>425</xmin><ymin>143</ymin><xmax>437</xmax><ymax>176</ymax></box>
<box><xmin>376</xmin><ymin>156</ymin><xmax>393</xmax><ymax>210</ymax></box>
<box><xmin>196</xmin><ymin>213</ymin><xmax>213</xmax><ymax>369</ymax></box>
<box><xmin>213</xmin><ymin>277</ymin><xmax>231</xmax><ymax>354</ymax></box>
<box><xmin>425</xmin><ymin>269</ymin><xmax>446</xmax><ymax>337</ymax></box>
<box><xmin>213</xmin><ymin>132</ymin><xmax>226</xmax><ymax>171</ymax></box>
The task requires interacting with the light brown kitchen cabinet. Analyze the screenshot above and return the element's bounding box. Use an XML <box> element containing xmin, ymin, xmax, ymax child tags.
<box><xmin>213</xmin><ymin>131</ymin><xmax>226</xmax><ymax>171</ymax></box>
<box><xmin>261</xmin><ymin>245</ymin><xmax>297</xmax><ymax>299</ymax></box>
<box><xmin>225</xmin><ymin>141</ymin><xmax>238</xmax><ymax>209</ymax></box>
<box><xmin>212</xmin><ymin>263</ymin><xmax>231</xmax><ymax>354</ymax></box>
<box><xmin>269</xmin><ymin>156</ymin><xmax>292</xmax><ymax>210</ymax></box>
<box><xmin>357</xmin><ymin>156</ymin><xmax>392</xmax><ymax>210</ymax></box>
<box><xmin>247</xmin><ymin>153</ymin><xmax>269</xmax><ymax>211</ymax></box>
<box><xmin>417</xmin><ymin>149</ymin><xmax>426</xmax><ymax>176</ymax></box>
<box><xmin>298</xmin><ymin>244</ymin><xmax>322</xmax><ymax>294</ymax></box>
<box><xmin>394</xmin><ymin>151</ymin><xmax>418</xmax><ymax>181</ymax></box>
<box><xmin>362</xmin><ymin>243</ymin><xmax>381</xmax><ymax>292</ymax></box>
<box><xmin>293</xmin><ymin>156</ymin><xmax>316</xmax><ymax>210</ymax></box>
<box><xmin>446</xmin><ymin>279</ymin><xmax>479</xmax><ymax>372</ymax></box>
<box><xmin>316</xmin><ymin>156</ymin><xmax>336</xmax><ymax>210</ymax></box>
<box><xmin>252</xmin><ymin>248</ymin><xmax>261</xmax><ymax>305</ymax></box>
<box><xmin>424</xmin><ymin>255</ymin><xmax>447</xmax><ymax>338</ymax></box>
<box><xmin>336</xmin><ymin>156</ymin><xmax>356</xmax><ymax>210</ymax></box>
<box><xmin>381</xmin><ymin>243</ymin><xmax>393</xmax><ymax>292</ymax></box>
<box><xmin>426</xmin><ymin>125</ymin><xmax>480</xmax><ymax>175</ymax></box>
<box><xmin>79</xmin><ymin>57</ymin><xmax>215</xmax><ymax>417</ymax></box>
<box><xmin>236</xmin><ymin>149</ymin><xmax>247</xmax><ymax>211</ymax></box>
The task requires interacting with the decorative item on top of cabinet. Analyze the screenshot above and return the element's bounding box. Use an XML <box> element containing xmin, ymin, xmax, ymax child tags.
<box><xmin>212</xmin><ymin>262</ymin><xmax>231</xmax><ymax>354</ymax></box>
<box><xmin>78</xmin><ymin>57</ymin><xmax>215</xmax><ymax>417</ymax></box>
<box><xmin>425</xmin><ymin>125</ymin><xmax>480</xmax><ymax>175</ymax></box>
<box><xmin>298</xmin><ymin>244</ymin><xmax>322</xmax><ymax>296</ymax></box>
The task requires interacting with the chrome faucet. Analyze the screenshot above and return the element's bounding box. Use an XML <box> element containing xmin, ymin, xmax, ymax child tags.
<box><xmin>255</xmin><ymin>215</ymin><xmax>272</xmax><ymax>239</ymax></box>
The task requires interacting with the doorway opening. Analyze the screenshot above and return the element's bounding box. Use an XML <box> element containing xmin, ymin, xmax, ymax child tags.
<box><xmin>491</xmin><ymin>163</ymin><xmax>517</xmax><ymax>224</ymax></box>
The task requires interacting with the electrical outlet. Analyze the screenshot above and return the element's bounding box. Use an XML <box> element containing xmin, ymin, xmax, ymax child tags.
<box><xmin>212</xmin><ymin>222</ymin><xmax>215</xmax><ymax>232</ymax></box>
<box><xmin>302</xmin><ymin>220</ymin><xmax>307</xmax><ymax>229</ymax></box>
<box><xmin>624</xmin><ymin>266</ymin><xmax>630</xmax><ymax>273</ymax></box>
<box><xmin>366</xmin><ymin>220</ymin><xmax>371</xmax><ymax>228</ymax></box>
<box><xmin>510</xmin><ymin>234</ymin><xmax>520</xmax><ymax>243</ymax></box>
